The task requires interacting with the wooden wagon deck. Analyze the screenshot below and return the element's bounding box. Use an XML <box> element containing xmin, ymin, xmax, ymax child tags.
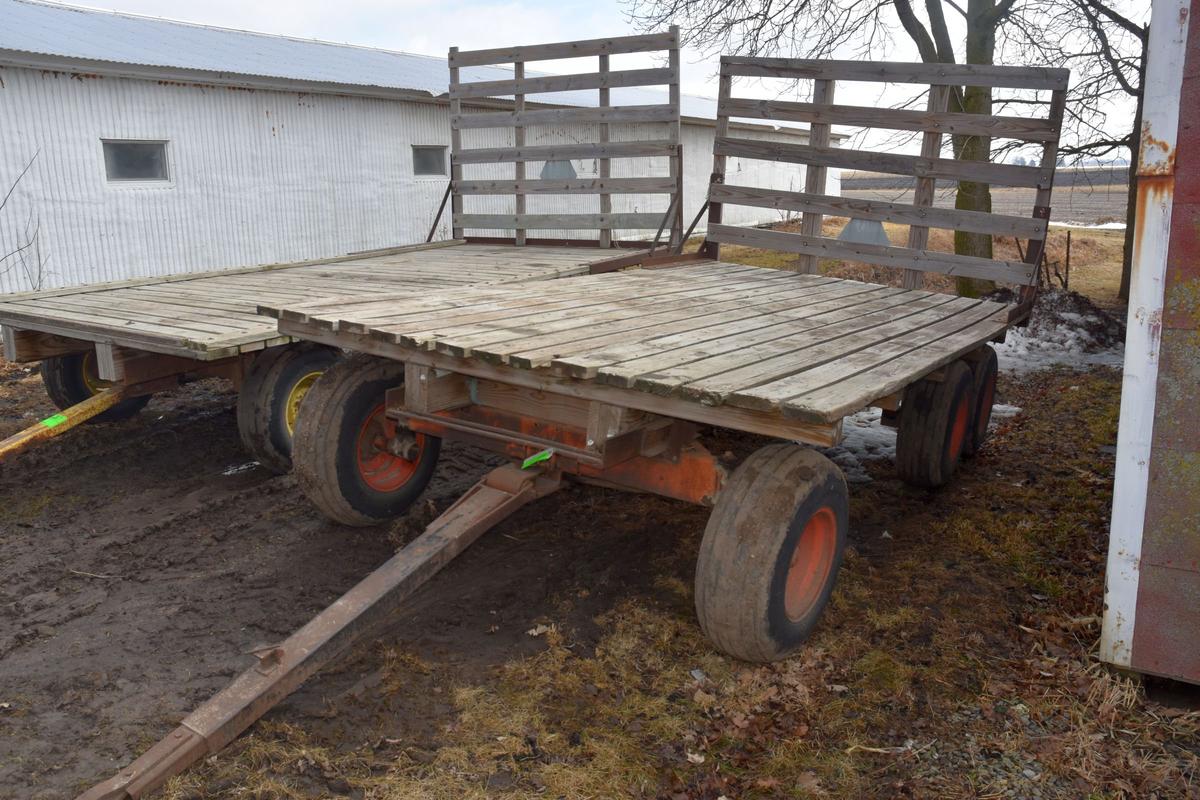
<box><xmin>0</xmin><ymin>242</ymin><xmax>616</xmax><ymax>362</ymax></box>
<box><xmin>265</xmin><ymin>261</ymin><xmax>1010</xmax><ymax>426</ymax></box>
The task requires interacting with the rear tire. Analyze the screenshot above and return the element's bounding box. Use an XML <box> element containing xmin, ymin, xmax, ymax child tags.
<box><xmin>895</xmin><ymin>361</ymin><xmax>974</xmax><ymax>488</ymax></box>
<box><xmin>963</xmin><ymin>346</ymin><xmax>998</xmax><ymax>457</ymax></box>
<box><xmin>41</xmin><ymin>352</ymin><xmax>151</xmax><ymax>424</ymax></box>
<box><xmin>695</xmin><ymin>445</ymin><xmax>848</xmax><ymax>662</ymax></box>
<box><xmin>237</xmin><ymin>343</ymin><xmax>340</xmax><ymax>474</ymax></box>
<box><xmin>292</xmin><ymin>353</ymin><xmax>441</xmax><ymax>526</ymax></box>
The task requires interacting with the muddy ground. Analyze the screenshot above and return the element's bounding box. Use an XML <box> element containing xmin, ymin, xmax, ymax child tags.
<box><xmin>0</xmin><ymin>342</ymin><xmax>1196</xmax><ymax>796</ymax></box>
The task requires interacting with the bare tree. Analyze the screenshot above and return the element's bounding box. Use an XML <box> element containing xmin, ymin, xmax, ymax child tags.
<box><xmin>626</xmin><ymin>0</ymin><xmax>1146</xmax><ymax>299</ymax></box>
<box><xmin>0</xmin><ymin>151</ymin><xmax>51</xmax><ymax>292</ymax></box>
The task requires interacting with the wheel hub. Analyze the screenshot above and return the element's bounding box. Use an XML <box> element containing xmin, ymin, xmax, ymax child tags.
<box><xmin>784</xmin><ymin>505</ymin><xmax>838</xmax><ymax>622</ymax></box>
<box><xmin>355</xmin><ymin>403</ymin><xmax>422</xmax><ymax>492</ymax></box>
<box><xmin>284</xmin><ymin>370</ymin><xmax>324</xmax><ymax>435</ymax></box>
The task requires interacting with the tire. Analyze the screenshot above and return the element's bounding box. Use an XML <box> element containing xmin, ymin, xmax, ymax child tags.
<box><xmin>695</xmin><ymin>445</ymin><xmax>848</xmax><ymax>663</ymax></box>
<box><xmin>895</xmin><ymin>360</ymin><xmax>974</xmax><ymax>488</ymax></box>
<box><xmin>40</xmin><ymin>352</ymin><xmax>151</xmax><ymax>424</ymax></box>
<box><xmin>237</xmin><ymin>343</ymin><xmax>340</xmax><ymax>474</ymax></box>
<box><xmin>292</xmin><ymin>353</ymin><xmax>441</xmax><ymax>527</ymax></box>
<box><xmin>962</xmin><ymin>346</ymin><xmax>998</xmax><ymax>458</ymax></box>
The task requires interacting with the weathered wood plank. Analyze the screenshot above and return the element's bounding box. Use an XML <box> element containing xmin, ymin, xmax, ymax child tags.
<box><xmin>706</xmin><ymin>224</ymin><xmax>1036</xmax><ymax>284</ymax></box>
<box><xmin>448</xmin><ymin>31</ymin><xmax>677</xmax><ymax>67</ymax></box>
<box><xmin>453</xmin><ymin>104</ymin><xmax>679</xmax><ymax>129</ymax></box>
<box><xmin>720</xmin><ymin>97</ymin><xmax>1060</xmax><ymax>141</ymax></box>
<box><xmin>455</xmin><ymin>213</ymin><xmax>666</xmax><ymax>231</ymax></box>
<box><xmin>796</xmin><ymin>78</ymin><xmax>834</xmax><ymax>274</ymax></box>
<box><xmin>719</xmin><ymin>56</ymin><xmax>1070</xmax><ymax>90</ymax></box>
<box><xmin>1</xmin><ymin>326</ymin><xmax>91</xmax><ymax>362</ymax></box>
<box><xmin>714</xmin><ymin>137</ymin><xmax>1051</xmax><ymax>188</ymax></box>
<box><xmin>707</xmin><ymin>184</ymin><xmax>1047</xmax><ymax>238</ymax></box>
<box><xmin>450</xmin><ymin>67</ymin><xmax>676</xmax><ymax>100</ymax></box>
<box><xmin>454</xmin><ymin>177</ymin><xmax>678</xmax><ymax>195</ymax></box>
<box><xmin>453</xmin><ymin>140</ymin><xmax>677</xmax><ymax>165</ymax></box>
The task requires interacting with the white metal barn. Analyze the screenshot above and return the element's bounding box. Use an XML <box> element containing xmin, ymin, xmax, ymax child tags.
<box><xmin>0</xmin><ymin>0</ymin><xmax>831</xmax><ymax>294</ymax></box>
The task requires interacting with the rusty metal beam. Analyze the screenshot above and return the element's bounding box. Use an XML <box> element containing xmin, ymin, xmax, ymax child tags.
<box><xmin>76</xmin><ymin>463</ymin><xmax>563</xmax><ymax>800</ymax></box>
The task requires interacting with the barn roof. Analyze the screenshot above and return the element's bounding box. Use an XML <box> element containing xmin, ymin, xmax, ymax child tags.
<box><xmin>0</xmin><ymin>0</ymin><xmax>740</xmax><ymax>124</ymax></box>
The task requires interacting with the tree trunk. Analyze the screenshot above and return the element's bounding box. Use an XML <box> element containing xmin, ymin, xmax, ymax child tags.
<box><xmin>1118</xmin><ymin>50</ymin><xmax>1148</xmax><ymax>303</ymax></box>
<box><xmin>953</xmin><ymin>0</ymin><xmax>999</xmax><ymax>298</ymax></box>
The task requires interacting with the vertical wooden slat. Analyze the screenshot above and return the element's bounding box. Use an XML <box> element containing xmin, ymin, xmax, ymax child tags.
<box><xmin>1019</xmin><ymin>85</ymin><xmax>1068</xmax><ymax>302</ymax></box>
<box><xmin>701</xmin><ymin>62</ymin><xmax>734</xmax><ymax>260</ymax></box>
<box><xmin>598</xmin><ymin>54</ymin><xmax>612</xmax><ymax>249</ymax></box>
<box><xmin>903</xmin><ymin>84</ymin><xmax>951</xmax><ymax>289</ymax></box>
<box><xmin>795</xmin><ymin>78</ymin><xmax>834</xmax><ymax>273</ymax></box>
<box><xmin>514</xmin><ymin>61</ymin><xmax>527</xmax><ymax>246</ymax></box>
<box><xmin>667</xmin><ymin>25</ymin><xmax>683</xmax><ymax>248</ymax></box>
<box><xmin>449</xmin><ymin>46</ymin><xmax>464</xmax><ymax>240</ymax></box>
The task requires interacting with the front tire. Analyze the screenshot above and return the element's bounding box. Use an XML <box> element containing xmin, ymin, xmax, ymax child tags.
<box><xmin>41</xmin><ymin>352</ymin><xmax>151</xmax><ymax>423</ymax></box>
<box><xmin>963</xmin><ymin>346</ymin><xmax>998</xmax><ymax>457</ymax></box>
<box><xmin>292</xmin><ymin>354</ymin><xmax>440</xmax><ymax>526</ymax></box>
<box><xmin>695</xmin><ymin>445</ymin><xmax>848</xmax><ymax>662</ymax></box>
<box><xmin>237</xmin><ymin>343</ymin><xmax>340</xmax><ymax>474</ymax></box>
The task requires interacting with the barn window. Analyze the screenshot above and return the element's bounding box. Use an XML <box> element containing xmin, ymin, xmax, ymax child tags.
<box><xmin>412</xmin><ymin>145</ymin><xmax>447</xmax><ymax>176</ymax></box>
<box><xmin>102</xmin><ymin>140</ymin><xmax>169</xmax><ymax>182</ymax></box>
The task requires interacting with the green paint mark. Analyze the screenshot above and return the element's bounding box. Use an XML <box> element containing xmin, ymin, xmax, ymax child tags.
<box><xmin>40</xmin><ymin>413</ymin><xmax>69</xmax><ymax>430</ymax></box>
<box><xmin>521</xmin><ymin>448</ymin><xmax>554</xmax><ymax>469</ymax></box>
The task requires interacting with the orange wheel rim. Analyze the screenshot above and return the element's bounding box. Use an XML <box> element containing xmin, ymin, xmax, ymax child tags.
<box><xmin>784</xmin><ymin>506</ymin><xmax>838</xmax><ymax>622</ymax></box>
<box><xmin>977</xmin><ymin>374</ymin><xmax>996</xmax><ymax>437</ymax></box>
<box><xmin>948</xmin><ymin>393</ymin><xmax>970</xmax><ymax>458</ymax></box>
<box><xmin>355</xmin><ymin>403</ymin><xmax>421</xmax><ymax>492</ymax></box>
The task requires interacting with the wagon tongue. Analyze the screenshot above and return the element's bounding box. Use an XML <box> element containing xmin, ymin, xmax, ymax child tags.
<box><xmin>76</xmin><ymin>463</ymin><xmax>563</xmax><ymax>800</ymax></box>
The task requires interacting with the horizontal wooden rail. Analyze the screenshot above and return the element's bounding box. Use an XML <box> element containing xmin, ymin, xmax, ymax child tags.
<box><xmin>451</xmin><ymin>68</ymin><xmax>676</xmax><ymax>100</ymax></box>
<box><xmin>454</xmin><ymin>213</ymin><xmax>667</xmax><ymax>230</ymax></box>
<box><xmin>455</xmin><ymin>177</ymin><xmax>677</xmax><ymax>195</ymax></box>
<box><xmin>454</xmin><ymin>140</ymin><xmax>677</xmax><ymax>164</ymax></box>
<box><xmin>449</xmin><ymin>32</ymin><xmax>677</xmax><ymax>67</ymax></box>
<box><xmin>453</xmin><ymin>104</ymin><xmax>678</xmax><ymax>130</ymax></box>
<box><xmin>719</xmin><ymin>56</ymin><xmax>1069</xmax><ymax>90</ymax></box>
<box><xmin>720</xmin><ymin>97</ymin><xmax>1060</xmax><ymax>142</ymax></box>
<box><xmin>708</xmin><ymin>184</ymin><xmax>1048</xmax><ymax>238</ymax></box>
<box><xmin>714</xmin><ymin>137</ymin><xmax>1052</xmax><ymax>188</ymax></box>
<box><xmin>706</xmin><ymin>224</ymin><xmax>1036</xmax><ymax>284</ymax></box>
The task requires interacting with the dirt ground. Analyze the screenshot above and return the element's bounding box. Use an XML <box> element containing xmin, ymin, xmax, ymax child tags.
<box><xmin>1</xmin><ymin>243</ymin><xmax>1197</xmax><ymax>798</ymax></box>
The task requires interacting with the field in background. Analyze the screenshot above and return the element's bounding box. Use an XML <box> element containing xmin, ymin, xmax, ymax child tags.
<box><xmin>841</xmin><ymin>170</ymin><xmax>1129</xmax><ymax>227</ymax></box>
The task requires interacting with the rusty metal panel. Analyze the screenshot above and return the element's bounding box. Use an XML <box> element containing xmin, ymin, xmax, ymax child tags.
<box><xmin>1101</xmin><ymin>0</ymin><xmax>1191</xmax><ymax>672</ymax></box>
<box><xmin>1120</xmin><ymin>0</ymin><xmax>1200</xmax><ymax>684</ymax></box>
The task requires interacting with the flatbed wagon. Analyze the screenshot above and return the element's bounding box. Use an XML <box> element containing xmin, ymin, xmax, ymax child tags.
<box><xmin>76</xmin><ymin>32</ymin><xmax>1067</xmax><ymax>800</ymax></box>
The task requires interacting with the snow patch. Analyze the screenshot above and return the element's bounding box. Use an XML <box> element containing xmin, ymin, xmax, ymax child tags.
<box><xmin>222</xmin><ymin>461</ymin><xmax>259</xmax><ymax>476</ymax></box>
<box><xmin>992</xmin><ymin>288</ymin><xmax>1125</xmax><ymax>375</ymax></box>
<box><xmin>820</xmin><ymin>408</ymin><xmax>896</xmax><ymax>484</ymax></box>
<box><xmin>1049</xmin><ymin>221</ymin><xmax>1126</xmax><ymax>230</ymax></box>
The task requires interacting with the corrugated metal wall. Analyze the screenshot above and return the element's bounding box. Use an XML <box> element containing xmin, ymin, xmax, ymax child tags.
<box><xmin>0</xmin><ymin>66</ymin><xmax>824</xmax><ymax>293</ymax></box>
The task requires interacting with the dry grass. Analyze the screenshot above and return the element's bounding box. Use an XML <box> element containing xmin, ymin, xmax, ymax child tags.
<box><xmin>163</xmin><ymin>367</ymin><xmax>1199</xmax><ymax>799</ymax></box>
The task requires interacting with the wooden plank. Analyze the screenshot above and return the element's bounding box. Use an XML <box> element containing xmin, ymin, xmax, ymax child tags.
<box><xmin>772</xmin><ymin>309</ymin><xmax>1010</xmax><ymax>421</ymax></box>
<box><xmin>796</xmin><ymin>78</ymin><xmax>834</xmax><ymax>274</ymax></box>
<box><xmin>1</xmin><ymin>326</ymin><xmax>91</xmax><ymax>362</ymax></box>
<box><xmin>450</xmin><ymin>67</ymin><xmax>676</xmax><ymax>100</ymax></box>
<box><xmin>701</xmin><ymin>68</ymin><xmax>734</xmax><ymax>261</ymax></box>
<box><xmin>713</xmin><ymin>137</ymin><xmax>1051</xmax><ymax>189</ymax></box>
<box><xmin>448</xmin><ymin>31</ymin><xmax>676</xmax><ymax>67</ymax></box>
<box><xmin>455</xmin><ymin>213</ymin><xmax>665</xmax><ymax>230</ymax></box>
<box><xmin>453</xmin><ymin>140</ymin><xmax>676</xmax><ymax>165</ymax></box>
<box><xmin>707</xmin><ymin>184</ymin><xmax>1047</xmax><ymax>238</ymax></box>
<box><xmin>569</xmin><ymin>287</ymin><xmax>917</xmax><ymax>386</ymax></box>
<box><xmin>599</xmin><ymin>52</ymin><xmax>612</xmax><ymax>250</ymax></box>
<box><xmin>707</xmin><ymin>223</ymin><xmax>1035</xmax><ymax>284</ymax></box>
<box><xmin>904</xmin><ymin>84</ymin><xmax>951</xmax><ymax>289</ymax></box>
<box><xmin>449</xmin><ymin>46</ymin><xmax>464</xmax><ymax>240</ymax></box>
<box><xmin>277</xmin><ymin>319</ymin><xmax>843</xmax><ymax>448</ymax></box>
<box><xmin>514</xmin><ymin>61</ymin><xmax>527</xmax><ymax>247</ymax></box>
<box><xmin>453</xmin><ymin>104</ymin><xmax>679</xmax><ymax>130</ymax></box>
<box><xmin>720</xmin><ymin>97</ymin><xmax>1060</xmax><ymax>141</ymax></box>
<box><xmin>454</xmin><ymin>177</ymin><xmax>678</xmax><ymax>195</ymax></box>
<box><xmin>95</xmin><ymin>342</ymin><xmax>209</xmax><ymax>384</ymax></box>
<box><xmin>677</xmin><ymin>296</ymin><xmax>981</xmax><ymax>405</ymax></box>
<box><xmin>719</xmin><ymin>56</ymin><xmax>1070</xmax><ymax>90</ymax></box>
<box><xmin>607</xmin><ymin>293</ymin><xmax>961</xmax><ymax>396</ymax></box>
